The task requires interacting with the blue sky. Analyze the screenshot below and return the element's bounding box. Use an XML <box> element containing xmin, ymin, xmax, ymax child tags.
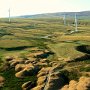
<box><xmin>0</xmin><ymin>0</ymin><xmax>90</xmax><ymax>17</ymax></box>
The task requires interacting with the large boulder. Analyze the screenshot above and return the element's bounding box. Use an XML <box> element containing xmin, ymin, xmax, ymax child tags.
<box><xmin>76</xmin><ymin>76</ymin><xmax>90</xmax><ymax>90</ymax></box>
<box><xmin>5</xmin><ymin>56</ymin><xmax>14</xmax><ymax>61</ymax></box>
<box><xmin>47</xmin><ymin>72</ymin><xmax>65</xmax><ymax>90</ymax></box>
<box><xmin>68</xmin><ymin>80</ymin><xmax>78</xmax><ymax>90</ymax></box>
<box><xmin>37</xmin><ymin>71</ymin><xmax>48</xmax><ymax>78</ymax></box>
<box><xmin>22</xmin><ymin>81</ymin><xmax>35</xmax><ymax>90</ymax></box>
<box><xmin>15</xmin><ymin>64</ymin><xmax>25</xmax><ymax>72</ymax></box>
<box><xmin>37</xmin><ymin>67</ymin><xmax>51</xmax><ymax>78</ymax></box>
<box><xmin>10</xmin><ymin>61</ymin><xmax>20</xmax><ymax>67</ymax></box>
<box><xmin>61</xmin><ymin>76</ymin><xmax>90</xmax><ymax>90</ymax></box>
<box><xmin>15</xmin><ymin>63</ymin><xmax>34</xmax><ymax>72</ymax></box>
<box><xmin>0</xmin><ymin>76</ymin><xmax>5</xmax><ymax>87</ymax></box>
<box><xmin>10</xmin><ymin>59</ymin><xmax>25</xmax><ymax>67</ymax></box>
<box><xmin>35</xmin><ymin>62</ymin><xmax>48</xmax><ymax>67</ymax></box>
<box><xmin>32</xmin><ymin>67</ymin><xmax>51</xmax><ymax>90</ymax></box>
<box><xmin>40</xmin><ymin>59</ymin><xmax>48</xmax><ymax>63</ymax></box>
<box><xmin>15</xmin><ymin>63</ymin><xmax>39</xmax><ymax>78</ymax></box>
<box><xmin>15</xmin><ymin>69</ymin><xmax>26</xmax><ymax>78</ymax></box>
<box><xmin>60</xmin><ymin>85</ymin><xmax>69</xmax><ymax>90</ymax></box>
<box><xmin>22</xmin><ymin>81</ymin><xmax>32</xmax><ymax>90</ymax></box>
<box><xmin>31</xmin><ymin>85</ymin><xmax>44</xmax><ymax>90</ymax></box>
<box><xmin>37</xmin><ymin>76</ymin><xmax>47</xmax><ymax>85</ymax></box>
<box><xmin>25</xmin><ymin>58</ymin><xmax>36</xmax><ymax>64</ymax></box>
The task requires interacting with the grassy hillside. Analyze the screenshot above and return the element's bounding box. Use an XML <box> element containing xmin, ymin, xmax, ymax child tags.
<box><xmin>18</xmin><ymin>11</ymin><xmax>90</xmax><ymax>19</ymax></box>
<box><xmin>0</xmin><ymin>18</ymin><xmax>90</xmax><ymax>90</ymax></box>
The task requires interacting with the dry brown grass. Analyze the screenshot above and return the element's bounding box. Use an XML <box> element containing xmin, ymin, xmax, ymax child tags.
<box><xmin>0</xmin><ymin>39</ymin><xmax>31</xmax><ymax>48</ymax></box>
<box><xmin>56</xmin><ymin>36</ymin><xmax>90</xmax><ymax>41</ymax></box>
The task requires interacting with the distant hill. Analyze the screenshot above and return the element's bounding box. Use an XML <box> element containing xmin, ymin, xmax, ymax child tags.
<box><xmin>18</xmin><ymin>11</ymin><xmax>90</xmax><ymax>19</ymax></box>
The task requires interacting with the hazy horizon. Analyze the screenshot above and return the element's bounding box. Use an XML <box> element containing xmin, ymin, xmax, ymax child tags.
<box><xmin>0</xmin><ymin>0</ymin><xmax>90</xmax><ymax>18</ymax></box>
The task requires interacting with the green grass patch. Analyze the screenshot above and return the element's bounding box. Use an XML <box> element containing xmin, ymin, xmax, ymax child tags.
<box><xmin>48</xmin><ymin>42</ymin><xmax>84</xmax><ymax>59</ymax></box>
<box><xmin>0</xmin><ymin>40</ymin><xmax>31</xmax><ymax>48</ymax></box>
<box><xmin>0</xmin><ymin>67</ymin><xmax>37</xmax><ymax>90</ymax></box>
<box><xmin>80</xmin><ymin>67</ymin><xmax>90</xmax><ymax>72</ymax></box>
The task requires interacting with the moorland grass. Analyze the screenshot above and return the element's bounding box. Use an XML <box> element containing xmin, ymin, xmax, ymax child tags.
<box><xmin>47</xmin><ymin>42</ymin><xmax>85</xmax><ymax>59</ymax></box>
<box><xmin>0</xmin><ymin>18</ymin><xmax>90</xmax><ymax>90</ymax></box>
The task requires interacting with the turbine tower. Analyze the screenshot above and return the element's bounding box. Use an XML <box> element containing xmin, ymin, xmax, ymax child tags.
<box><xmin>63</xmin><ymin>14</ymin><xmax>66</xmax><ymax>25</ymax></box>
<box><xmin>75</xmin><ymin>13</ymin><xmax>78</xmax><ymax>32</ymax></box>
<box><xmin>8</xmin><ymin>8</ymin><xmax>11</xmax><ymax>23</ymax></box>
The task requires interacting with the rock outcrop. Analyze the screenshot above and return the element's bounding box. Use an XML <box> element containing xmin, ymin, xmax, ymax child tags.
<box><xmin>0</xmin><ymin>76</ymin><xmax>5</xmax><ymax>87</ymax></box>
<box><xmin>15</xmin><ymin>63</ymin><xmax>39</xmax><ymax>78</ymax></box>
<box><xmin>61</xmin><ymin>76</ymin><xmax>90</xmax><ymax>90</ymax></box>
<box><xmin>22</xmin><ymin>81</ymin><xmax>35</xmax><ymax>90</ymax></box>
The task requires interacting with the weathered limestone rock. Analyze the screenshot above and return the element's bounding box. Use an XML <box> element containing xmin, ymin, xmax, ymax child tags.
<box><xmin>15</xmin><ymin>64</ymin><xmax>25</xmax><ymax>72</ymax></box>
<box><xmin>22</xmin><ymin>81</ymin><xmax>35</xmax><ymax>90</ymax></box>
<box><xmin>0</xmin><ymin>76</ymin><xmax>5</xmax><ymax>87</ymax></box>
<box><xmin>76</xmin><ymin>76</ymin><xmax>90</xmax><ymax>90</ymax></box>
<box><xmin>31</xmin><ymin>85</ymin><xmax>44</xmax><ymax>90</ymax></box>
<box><xmin>68</xmin><ymin>80</ymin><xmax>78</xmax><ymax>90</ymax></box>
<box><xmin>5</xmin><ymin>56</ymin><xmax>14</xmax><ymax>61</ymax></box>
<box><xmin>61</xmin><ymin>76</ymin><xmax>90</xmax><ymax>90</ymax></box>
<box><xmin>37</xmin><ymin>76</ymin><xmax>47</xmax><ymax>85</ymax></box>
<box><xmin>15</xmin><ymin>69</ymin><xmax>26</xmax><ymax>78</ymax></box>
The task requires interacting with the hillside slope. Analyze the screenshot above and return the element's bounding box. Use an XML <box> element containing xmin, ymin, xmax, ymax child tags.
<box><xmin>19</xmin><ymin>11</ymin><xmax>90</xmax><ymax>19</ymax></box>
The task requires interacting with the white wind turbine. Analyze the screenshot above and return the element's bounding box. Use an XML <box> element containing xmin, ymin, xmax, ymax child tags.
<box><xmin>8</xmin><ymin>8</ymin><xmax>11</xmax><ymax>23</ymax></box>
<box><xmin>75</xmin><ymin>13</ymin><xmax>78</xmax><ymax>32</ymax></box>
<box><xmin>63</xmin><ymin>14</ymin><xmax>66</xmax><ymax>25</ymax></box>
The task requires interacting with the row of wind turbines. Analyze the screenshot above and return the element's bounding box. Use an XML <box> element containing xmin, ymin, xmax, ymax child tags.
<box><xmin>8</xmin><ymin>9</ymin><xmax>78</xmax><ymax>33</ymax></box>
<box><xmin>63</xmin><ymin>13</ymin><xmax>78</xmax><ymax>33</ymax></box>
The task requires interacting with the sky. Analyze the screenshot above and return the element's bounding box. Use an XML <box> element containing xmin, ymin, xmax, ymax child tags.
<box><xmin>0</xmin><ymin>0</ymin><xmax>90</xmax><ymax>17</ymax></box>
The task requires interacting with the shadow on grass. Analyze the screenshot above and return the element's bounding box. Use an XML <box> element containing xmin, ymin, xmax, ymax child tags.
<box><xmin>74</xmin><ymin>54</ymin><xmax>90</xmax><ymax>62</ymax></box>
<box><xmin>76</xmin><ymin>45</ymin><xmax>90</xmax><ymax>54</ymax></box>
<box><xmin>35</xmin><ymin>51</ymin><xmax>54</xmax><ymax>59</ymax></box>
<box><xmin>73</xmin><ymin>45</ymin><xmax>90</xmax><ymax>62</ymax></box>
<box><xmin>0</xmin><ymin>46</ymin><xmax>33</xmax><ymax>51</ymax></box>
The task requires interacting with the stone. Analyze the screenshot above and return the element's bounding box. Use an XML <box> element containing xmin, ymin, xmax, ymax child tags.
<box><xmin>37</xmin><ymin>76</ymin><xmax>47</xmax><ymax>85</ymax></box>
<box><xmin>22</xmin><ymin>81</ymin><xmax>35</xmax><ymax>90</ymax></box>
<box><xmin>5</xmin><ymin>56</ymin><xmax>14</xmax><ymax>61</ymax></box>
<box><xmin>76</xmin><ymin>76</ymin><xmax>90</xmax><ymax>90</ymax></box>
<box><xmin>0</xmin><ymin>76</ymin><xmax>5</xmax><ymax>87</ymax></box>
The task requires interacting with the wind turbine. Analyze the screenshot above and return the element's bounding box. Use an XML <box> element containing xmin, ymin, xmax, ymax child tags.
<box><xmin>8</xmin><ymin>8</ymin><xmax>11</xmax><ymax>23</ymax></box>
<box><xmin>63</xmin><ymin>14</ymin><xmax>66</xmax><ymax>25</ymax></box>
<box><xmin>75</xmin><ymin>13</ymin><xmax>78</xmax><ymax>32</ymax></box>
